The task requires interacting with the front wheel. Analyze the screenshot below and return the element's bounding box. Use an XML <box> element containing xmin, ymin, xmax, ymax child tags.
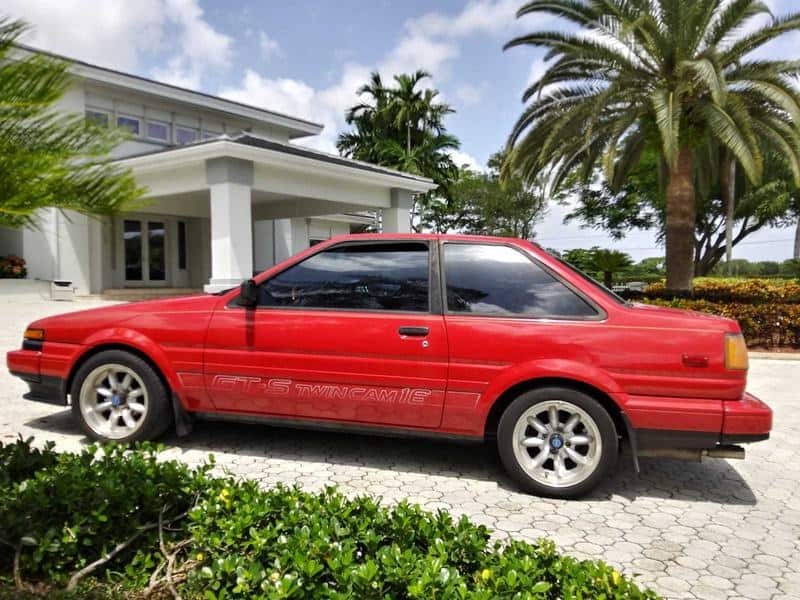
<box><xmin>71</xmin><ymin>350</ymin><xmax>172</xmax><ymax>443</ymax></box>
<box><xmin>497</xmin><ymin>387</ymin><xmax>617</xmax><ymax>498</ymax></box>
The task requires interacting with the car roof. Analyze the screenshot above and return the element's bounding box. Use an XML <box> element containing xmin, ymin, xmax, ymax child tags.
<box><xmin>326</xmin><ymin>232</ymin><xmax>532</xmax><ymax>245</ymax></box>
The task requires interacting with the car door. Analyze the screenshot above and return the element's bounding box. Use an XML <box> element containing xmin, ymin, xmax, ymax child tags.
<box><xmin>204</xmin><ymin>239</ymin><xmax>448</xmax><ymax>429</ymax></box>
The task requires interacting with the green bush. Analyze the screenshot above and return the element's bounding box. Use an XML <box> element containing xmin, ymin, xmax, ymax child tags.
<box><xmin>0</xmin><ymin>438</ymin><xmax>659</xmax><ymax>599</ymax></box>
<box><xmin>641</xmin><ymin>298</ymin><xmax>800</xmax><ymax>347</ymax></box>
<box><xmin>643</xmin><ymin>278</ymin><xmax>800</xmax><ymax>304</ymax></box>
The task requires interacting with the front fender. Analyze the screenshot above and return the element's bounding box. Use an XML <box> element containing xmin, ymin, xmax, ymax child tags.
<box><xmin>72</xmin><ymin>328</ymin><xmax>183</xmax><ymax>396</ymax></box>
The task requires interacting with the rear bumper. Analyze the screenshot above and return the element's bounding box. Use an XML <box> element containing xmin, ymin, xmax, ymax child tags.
<box><xmin>721</xmin><ymin>392</ymin><xmax>772</xmax><ymax>443</ymax></box>
<box><xmin>626</xmin><ymin>391</ymin><xmax>771</xmax><ymax>449</ymax></box>
<box><xmin>7</xmin><ymin>349</ymin><xmax>67</xmax><ymax>406</ymax></box>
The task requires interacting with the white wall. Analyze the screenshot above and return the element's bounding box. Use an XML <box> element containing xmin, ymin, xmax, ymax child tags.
<box><xmin>22</xmin><ymin>209</ymin><xmax>58</xmax><ymax>282</ymax></box>
<box><xmin>253</xmin><ymin>220</ymin><xmax>275</xmax><ymax>272</ymax></box>
<box><xmin>0</xmin><ymin>227</ymin><xmax>23</xmax><ymax>257</ymax></box>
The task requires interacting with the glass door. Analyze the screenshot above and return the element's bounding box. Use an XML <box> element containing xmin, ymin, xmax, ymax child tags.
<box><xmin>123</xmin><ymin>219</ymin><xmax>168</xmax><ymax>287</ymax></box>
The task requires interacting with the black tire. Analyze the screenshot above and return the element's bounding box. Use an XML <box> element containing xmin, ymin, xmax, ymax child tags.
<box><xmin>497</xmin><ymin>387</ymin><xmax>617</xmax><ymax>499</ymax></box>
<box><xmin>71</xmin><ymin>350</ymin><xmax>172</xmax><ymax>443</ymax></box>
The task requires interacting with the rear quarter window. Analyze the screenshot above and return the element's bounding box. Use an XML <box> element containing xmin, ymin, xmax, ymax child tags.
<box><xmin>443</xmin><ymin>243</ymin><xmax>598</xmax><ymax>318</ymax></box>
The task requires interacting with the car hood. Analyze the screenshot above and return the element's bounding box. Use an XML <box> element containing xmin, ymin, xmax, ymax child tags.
<box><xmin>30</xmin><ymin>294</ymin><xmax>219</xmax><ymax>343</ymax></box>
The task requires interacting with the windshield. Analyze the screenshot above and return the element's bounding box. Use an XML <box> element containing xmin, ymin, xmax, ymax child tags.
<box><xmin>537</xmin><ymin>246</ymin><xmax>628</xmax><ymax>305</ymax></box>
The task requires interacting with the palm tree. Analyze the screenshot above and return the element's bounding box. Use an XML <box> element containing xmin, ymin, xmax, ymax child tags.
<box><xmin>0</xmin><ymin>18</ymin><xmax>143</xmax><ymax>227</ymax></box>
<box><xmin>504</xmin><ymin>0</ymin><xmax>800</xmax><ymax>293</ymax></box>
<box><xmin>591</xmin><ymin>249</ymin><xmax>633</xmax><ymax>288</ymax></box>
<box><xmin>337</xmin><ymin>71</ymin><xmax>460</xmax><ymax>229</ymax></box>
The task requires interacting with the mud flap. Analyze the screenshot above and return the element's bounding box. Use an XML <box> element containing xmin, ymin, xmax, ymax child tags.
<box><xmin>172</xmin><ymin>394</ymin><xmax>194</xmax><ymax>437</ymax></box>
<box><xmin>620</xmin><ymin>410</ymin><xmax>640</xmax><ymax>474</ymax></box>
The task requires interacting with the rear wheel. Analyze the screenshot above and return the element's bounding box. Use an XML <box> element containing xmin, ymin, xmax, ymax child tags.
<box><xmin>71</xmin><ymin>350</ymin><xmax>172</xmax><ymax>443</ymax></box>
<box><xmin>497</xmin><ymin>387</ymin><xmax>617</xmax><ymax>498</ymax></box>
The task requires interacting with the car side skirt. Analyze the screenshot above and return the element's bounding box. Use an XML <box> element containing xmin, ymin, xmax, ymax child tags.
<box><xmin>193</xmin><ymin>411</ymin><xmax>485</xmax><ymax>444</ymax></box>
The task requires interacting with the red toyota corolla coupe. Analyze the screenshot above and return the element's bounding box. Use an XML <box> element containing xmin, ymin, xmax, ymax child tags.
<box><xmin>7</xmin><ymin>234</ymin><xmax>771</xmax><ymax>498</ymax></box>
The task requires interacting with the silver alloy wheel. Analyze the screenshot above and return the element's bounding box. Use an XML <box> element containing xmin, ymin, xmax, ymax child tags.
<box><xmin>511</xmin><ymin>400</ymin><xmax>602</xmax><ymax>488</ymax></box>
<box><xmin>78</xmin><ymin>363</ymin><xmax>148</xmax><ymax>440</ymax></box>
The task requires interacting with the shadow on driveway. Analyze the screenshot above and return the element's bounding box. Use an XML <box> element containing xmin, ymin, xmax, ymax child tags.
<box><xmin>24</xmin><ymin>409</ymin><xmax>756</xmax><ymax>506</ymax></box>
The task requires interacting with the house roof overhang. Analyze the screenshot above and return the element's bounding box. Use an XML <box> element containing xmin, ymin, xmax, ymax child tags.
<box><xmin>113</xmin><ymin>134</ymin><xmax>438</xmax><ymax>195</ymax></box>
<box><xmin>11</xmin><ymin>45</ymin><xmax>324</xmax><ymax>140</ymax></box>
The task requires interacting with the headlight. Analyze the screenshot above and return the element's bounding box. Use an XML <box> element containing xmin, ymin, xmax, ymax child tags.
<box><xmin>724</xmin><ymin>333</ymin><xmax>748</xmax><ymax>370</ymax></box>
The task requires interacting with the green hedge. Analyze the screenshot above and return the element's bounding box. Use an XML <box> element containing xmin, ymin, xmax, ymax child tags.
<box><xmin>643</xmin><ymin>278</ymin><xmax>800</xmax><ymax>304</ymax></box>
<box><xmin>0</xmin><ymin>438</ymin><xmax>659</xmax><ymax>599</ymax></box>
<box><xmin>640</xmin><ymin>298</ymin><xmax>800</xmax><ymax>347</ymax></box>
<box><xmin>628</xmin><ymin>278</ymin><xmax>800</xmax><ymax>347</ymax></box>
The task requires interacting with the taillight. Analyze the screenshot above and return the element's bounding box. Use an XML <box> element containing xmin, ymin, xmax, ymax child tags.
<box><xmin>724</xmin><ymin>333</ymin><xmax>748</xmax><ymax>370</ymax></box>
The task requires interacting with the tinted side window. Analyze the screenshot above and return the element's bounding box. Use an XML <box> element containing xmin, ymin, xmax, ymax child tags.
<box><xmin>258</xmin><ymin>243</ymin><xmax>430</xmax><ymax>312</ymax></box>
<box><xmin>444</xmin><ymin>244</ymin><xmax>597</xmax><ymax>318</ymax></box>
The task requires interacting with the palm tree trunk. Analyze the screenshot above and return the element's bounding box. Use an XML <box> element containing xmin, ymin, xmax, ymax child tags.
<box><xmin>603</xmin><ymin>271</ymin><xmax>613</xmax><ymax>288</ymax></box>
<box><xmin>665</xmin><ymin>147</ymin><xmax>696</xmax><ymax>294</ymax></box>
<box><xmin>720</xmin><ymin>154</ymin><xmax>736</xmax><ymax>274</ymax></box>
<box><xmin>794</xmin><ymin>217</ymin><xmax>800</xmax><ymax>259</ymax></box>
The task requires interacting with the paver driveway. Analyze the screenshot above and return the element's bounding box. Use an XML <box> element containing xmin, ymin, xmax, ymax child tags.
<box><xmin>1</xmin><ymin>295</ymin><xmax>799</xmax><ymax>600</ymax></box>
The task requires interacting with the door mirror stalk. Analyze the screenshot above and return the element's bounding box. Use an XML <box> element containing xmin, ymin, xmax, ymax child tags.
<box><xmin>239</xmin><ymin>278</ymin><xmax>258</xmax><ymax>307</ymax></box>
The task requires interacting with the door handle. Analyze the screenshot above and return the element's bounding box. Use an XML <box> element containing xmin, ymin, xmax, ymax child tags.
<box><xmin>398</xmin><ymin>326</ymin><xmax>429</xmax><ymax>337</ymax></box>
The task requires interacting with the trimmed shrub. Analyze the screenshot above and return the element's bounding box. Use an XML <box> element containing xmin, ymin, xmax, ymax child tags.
<box><xmin>0</xmin><ymin>255</ymin><xmax>26</xmax><ymax>279</ymax></box>
<box><xmin>640</xmin><ymin>298</ymin><xmax>800</xmax><ymax>347</ymax></box>
<box><xmin>643</xmin><ymin>278</ymin><xmax>800</xmax><ymax>304</ymax></box>
<box><xmin>0</xmin><ymin>438</ymin><xmax>660</xmax><ymax>599</ymax></box>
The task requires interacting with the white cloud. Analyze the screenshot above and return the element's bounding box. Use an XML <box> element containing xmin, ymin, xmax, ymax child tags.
<box><xmin>258</xmin><ymin>32</ymin><xmax>284</xmax><ymax>60</ymax></box>
<box><xmin>221</xmin><ymin>0</ymin><xmax>527</xmax><ymax>156</ymax></box>
<box><xmin>150</xmin><ymin>0</ymin><xmax>232</xmax><ymax>88</ymax></box>
<box><xmin>219</xmin><ymin>70</ymin><xmax>340</xmax><ymax>153</ymax></box>
<box><xmin>6</xmin><ymin>0</ymin><xmax>231</xmax><ymax>90</ymax></box>
<box><xmin>454</xmin><ymin>83</ymin><xmax>486</xmax><ymax>106</ymax></box>
<box><xmin>406</xmin><ymin>0</ymin><xmax>526</xmax><ymax>39</ymax></box>
<box><xmin>5</xmin><ymin>0</ymin><xmax>166</xmax><ymax>71</ymax></box>
<box><xmin>379</xmin><ymin>33</ymin><xmax>459</xmax><ymax>81</ymax></box>
<box><xmin>448</xmin><ymin>149</ymin><xmax>484</xmax><ymax>172</ymax></box>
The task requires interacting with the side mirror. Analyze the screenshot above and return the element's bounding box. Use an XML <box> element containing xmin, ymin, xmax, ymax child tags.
<box><xmin>239</xmin><ymin>278</ymin><xmax>258</xmax><ymax>307</ymax></box>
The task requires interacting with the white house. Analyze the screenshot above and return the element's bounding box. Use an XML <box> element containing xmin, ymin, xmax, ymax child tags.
<box><xmin>0</xmin><ymin>47</ymin><xmax>436</xmax><ymax>295</ymax></box>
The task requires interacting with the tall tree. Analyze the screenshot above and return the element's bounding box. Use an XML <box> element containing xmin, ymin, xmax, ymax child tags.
<box><xmin>337</xmin><ymin>70</ymin><xmax>459</xmax><ymax>228</ymax></box>
<box><xmin>561</xmin><ymin>146</ymin><xmax>799</xmax><ymax>275</ymax></box>
<box><xmin>591</xmin><ymin>249</ymin><xmax>633</xmax><ymax>288</ymax></box>
<box><xmin>418</xmin><ymin>151</ymin><xmax>547</xmax><ymax>237</ymax></box>
<box><xmin>0</xmin><ymin>18</ymin><xmax>143</xmax><ymax>228</ymax></box>
<box><xmin>504</xmin><ymin>0</ymin><xmax>800</xmax><ymax>293</ymax></box>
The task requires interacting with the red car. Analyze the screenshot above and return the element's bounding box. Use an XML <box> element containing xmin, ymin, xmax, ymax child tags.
<box><xmin>7</xmin><ymin>234</ymin><xmax>771</xmax><ymax>498</ymax></box>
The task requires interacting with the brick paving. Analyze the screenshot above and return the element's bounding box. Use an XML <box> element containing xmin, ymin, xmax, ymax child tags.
<box><xmin>1</xmin><ymin>295</ymin><xmax>799</xmax><ymax>599</ymax></box>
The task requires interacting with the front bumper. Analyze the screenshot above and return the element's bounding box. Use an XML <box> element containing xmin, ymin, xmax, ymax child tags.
<box><xmin>7</xmin><ymin>349</ymin><xmax>67</xmax><ymax>405</ymax></box>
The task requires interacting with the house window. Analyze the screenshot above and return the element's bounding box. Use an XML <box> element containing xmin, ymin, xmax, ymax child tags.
<box><xmin>175</xmin><ymin>126</ymin><xmax>198</xmax><ymax>145</ymax></box>
<box><xmin>146</xmin><ymin>120</ymin><xmax>170</xmax><ymax>142</ymax></box>
<box><xmin>85</xmin><ymin>110</ymin><xmax>109</xmax><ymax>127</ymax></box>
<box><xmin>309</xmin><ymin>239</ymin><xmax>326</xmax><ymax>247</ymax></box>
<box><xmin>178</xmin><ymin>221</ymin><xmax>187</xmax><ymax>270</ymax></box>
<box><xmin>117</xmin><ymin>115</ymin><xmax>141</xmax><ymax>136</ymax></box>
<box><xmin>202</xmin><ymin>130</ymin><xmax>222</xmax><ymax>139</ymax></box>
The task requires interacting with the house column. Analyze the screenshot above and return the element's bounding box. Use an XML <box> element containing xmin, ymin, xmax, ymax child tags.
<box><xmin>203</xmin><ymin>157</ymin><xmax>254</xmax><ymax>293</ymax></box>
<box><xmin>382</xmin><ymin>189</ymin><xmax>413</xmax><ymax>233</ymax></box>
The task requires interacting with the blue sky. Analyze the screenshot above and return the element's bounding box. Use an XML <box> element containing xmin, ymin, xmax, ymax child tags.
<box><xmin>7</xmin><ymin>0</ymin><xmax>800</xmax><ymax>261</ymax></box>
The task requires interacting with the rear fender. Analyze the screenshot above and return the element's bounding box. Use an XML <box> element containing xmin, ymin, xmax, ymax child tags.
<box><xmin>478</xmin><ymin>358</ymin><xmax>622</xmax><ymax>422</ymax></box>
